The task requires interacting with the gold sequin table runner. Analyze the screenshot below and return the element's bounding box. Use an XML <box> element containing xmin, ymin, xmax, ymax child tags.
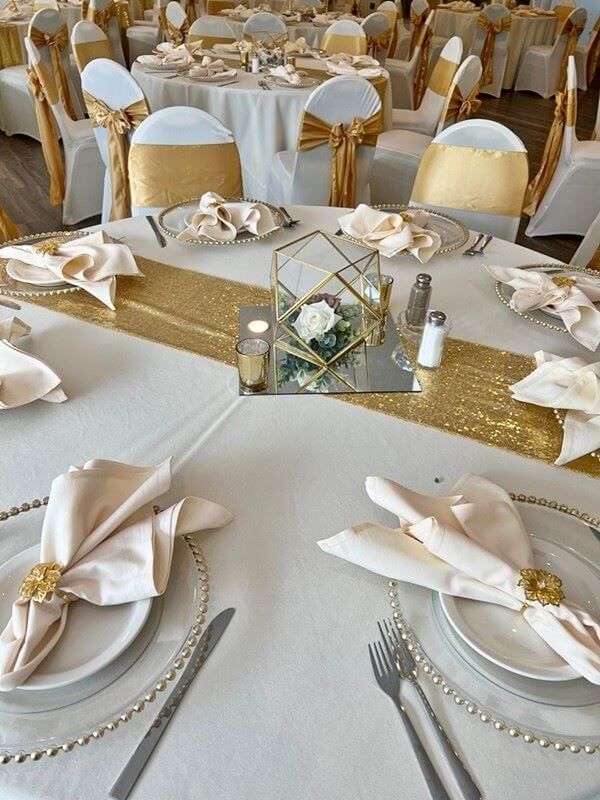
<box><xmin>26</xmin><ymin>255</ymin><xmax>599</xmax><ymax>478</ymax></box>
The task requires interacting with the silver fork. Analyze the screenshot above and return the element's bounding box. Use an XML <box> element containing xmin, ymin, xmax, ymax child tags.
<box><xmin>475</xmin><ymin>234</ymin><xmax>493</xmax><ymax>256</ymax></box>
<box><xmin>369</xmin><ymin>635</ymin><xmax>452</xmax><ymax>800</ymax></box>
<box><xmin>381</xmin><ymin>620</ymin><xmax>482</xmax><ymax>800</ymax></box>
<box><xmin>279</xmin><ymin>207</ymin><xmax>300</xmax><ymax>228</ymax></box>
<box><xmin>463</xmin><ymin>233</ymin><xmax>484</xmax><ymax>256</ymax></box>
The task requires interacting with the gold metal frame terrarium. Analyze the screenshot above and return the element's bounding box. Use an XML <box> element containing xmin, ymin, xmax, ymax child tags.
<box><xmin>271</xmin><ymin>230</ymin><xmax>385</xmax><ymax>393</ymax></box>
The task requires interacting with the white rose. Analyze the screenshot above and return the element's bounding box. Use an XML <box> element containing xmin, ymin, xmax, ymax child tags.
<box><xmin>292</xmin><ymin>299</ymin><xmax>340</xmax><ymax>343</ymax></box>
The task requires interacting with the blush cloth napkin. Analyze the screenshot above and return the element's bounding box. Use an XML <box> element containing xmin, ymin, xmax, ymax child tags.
<box><xmin>139</xmin><ymin>44</ymin><xmax>196</xmax><ymax>68</ymax></box>
<box><xmin>485</xmin><ymin>265</ymin><xmax>600</xmax><ymax>352</ymax></box>
<box><xmin>269</xmin><ymin>63</ymin><xmax>302</xmax><ymax>84</ymax></box>
<box><xmin>318</xmin><ymin>473</ymin><xmax>600</xmax><ymax>684</ymax></box>
<box><xmin>0</xmin><ymin>232</ymin><xmax>142</xmax><ymax>310</ymax></box>
<box><xmin>178</xmin><ymin>191</ymin><xmax>278</xmax><ymax>242</ymax></box>
<box><xmin>510</xmin><ymin>351</ymin><xmax>600</xmax><ymax>465</ymax></box>
<box><xmin>0</xmin><ymin>316</ymin><xmax>66</xmax><ymax>409</ymax></box>
<box><xmin>338</xmin><ymin>205</ymin><xmax>441</xmax><ymax>263</ymax></box>
<box><xmin>325</xmin><ymin>54</ymin><xmax>383</xmax><ymax>77</ymax></box>
<box><xmin>189</xmin><ymin>57</ymin><xmax>232</xmax><ymax>78</ymax></box>
<box><xmin>0</xmin><ymin>458</ymin><xmax>233</xmax><ymax>691</ymax></box>
<box><xmin>284</xmin><ymin>37</ymin><xmax>312</xmax><ymax>54</ymax></box>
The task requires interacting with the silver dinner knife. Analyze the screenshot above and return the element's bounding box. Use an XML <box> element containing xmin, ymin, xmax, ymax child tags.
<box><xmin>110</xmin><ymin>607</ymin><xmax>235</xmax><ymax>800</ymax></box>
<box><xmin>145</xmin><ymin>215</ymin><xmax>167</xmax><ymax>248</ymax></box>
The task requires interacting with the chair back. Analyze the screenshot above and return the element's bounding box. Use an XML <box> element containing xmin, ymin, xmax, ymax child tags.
<box><xmin>407</xmin><ymin>0</ymin><xmax>431</xmax><ymax>60</ymax></box>
<box><xmin>416</xmin><ymin>35</ymin><xmax>461</xmax><ymax>126</ymax></box>
<box><xmin>164</xmin><ymin>0</ymin><xmax>188</xmax><ymax>42</ymax></box>
<box><xmin>188</xmin><ymin>16</ymin><xmax>235</xmax><ymax>46</ymax></box>
<box><xmin>28</xmin><ymin>8</ymin><xmax>78</xmax><ymax>119</ymax></box>
<box><xmin>291</xmin><ymin>75</ymin><xmax>382</xmax><ymax>206</ymax></box>
<box><xmin>554</xmin><ymin>1</ymin><xmax>575</xmax><ymax>25</ymax></box>
<box><xmin>242</xmin><ymin>11</ymin><xmax>286</xmax><ymax>43</ymax></box>
<box><xmin>87</xmin><ymin>0</ymin><xmax>126</xmax><ymax>64</ymax></box>
<box><xmin>554</xmin><ymin>7</ymin><xmax>586</xmax><ymax>89</ymax></box>
<box><xmin>128</xmin><ymin>106</ymin><xmax>243</xmax><ymax>216</ymax></box>
<box><xmin>470</xmin><ymin>4</ymin><xmax>509</xmax><ymax>90</ymax></box>
<box><xmin>322</xmin><ymin>19</ymin><xmax>367</xmax><ymax>55</ymax></box>
<box><xmin>377</xmin><ymin>1</ymin><xmax>398</xmax><ymax>57</ymax></box>
<box><xmin>571</xmin><ymin>209</ymin><xmax>600</xmax><ymax>269</ymax></box>
<box><xmin>71</xmin><ymin>20</ymin><xmax>113</xmax><ymax>72</ymax></box>
<box><xmin>206</xmin><ymin>0</ymin><xmax>235</xmax><ymax>14</ymax></box>
<box><xmin>438</xmin><ymin>53</ymin><xmax>482</xmax><ymax>132</ymax></box>
<box><xmin>361</xmin><ymin>13</ymin><xmax>391</xmax><ymax>64</ymax></box>
<box><xmin>411</xmin><ymin>118</ymin><xmax>529</xmax><ymax>241</ymax></box>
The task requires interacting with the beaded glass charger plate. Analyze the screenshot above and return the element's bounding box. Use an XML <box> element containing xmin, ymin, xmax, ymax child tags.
<box><xmin>0</xmin><ymin>231</ymin><xmax>88</xmax><ymax>297</ymax></box>
<box><xmin>157</xmin><ymin>198</ymin><xmax>285</xmax><ymax>245</ymax></box>
<box><xmin>268</xmin><ymin>76</ymin><xmax>320</xmax><ymax>88</ymax></box>
<box><xmin>0</xmin><ymin>502</ymin><xmax>209</xmax><ymax>763</ymax></box>
<box><xmin>386</xmin><ymin>497</ymin><xmax>600</xmax><ymax>750</ymax></box>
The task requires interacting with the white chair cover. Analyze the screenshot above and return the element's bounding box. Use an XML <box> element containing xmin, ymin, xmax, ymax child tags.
<box><xmin>469</xmin><ymin>4</ymin><xmax>510</xmax><ymax>98</ymax></box>
<box><xmin>321</xmin><ymin>20</ymin><xmax>367</xmax><ymax>56</ymax></box>
<box><xmin>0</xmin><ymin>2</ymin><xmax>39</xmax><ymax>140</ymax></box>
<box><xmin>243</xmin><ymin>12</ymin><xmax>286</xmax><ymax>43</ymax></box>
<box><xmin>87</xmin><ymin>0</ymin><xmax>127</xmax><ymax>65</ymax></box>
<box><xmin>571</xmin><ymin>209</ymin><xmax>600</xmax><ymax>269</ymax></box>
<box><xmin>393</xmin><ymin>0</ymin><xmax>428</xmax><ymax>61</ymax></box>
<box><xmin>386</xmin><ymin>11</ymin><xmax>433</xmax><ymax>109</ymax></box>
<box><xmin>71</xmin><ymin>20</ymin><xmax>113</xmax><ymax>73</ymax></box>
<box><xmin>188</xmin><ymin>16</ymin><xmax>236</xmax><ymax>43</ymax></box>
<box><xmin>574</xmin><ymin>15</ymin><xmax>599</xmax><ymax>92</ymax></box>
<box><xmin>361</xmin><ymin>13</ymin><xmax>392</xmax><ymax>65</ymax></box>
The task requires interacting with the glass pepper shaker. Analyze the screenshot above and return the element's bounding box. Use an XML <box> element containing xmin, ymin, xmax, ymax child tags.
<box><xmin>417</xmin><ymin>310</ymin><xmax>449</xmax><ymax>369</ymax></box>
<box><xmin>405</xmin><ymin>273</ymin><xmax>432</xmax><ymax>329</ymax></box>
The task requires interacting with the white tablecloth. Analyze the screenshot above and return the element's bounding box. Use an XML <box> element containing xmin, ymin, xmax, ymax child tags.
<box><xmin>504</xmin><ymin>14</ymin><xmax>557</xmax><ymax>89</ymax></box>
<box><xmin>131</xmin><ymin>59</ymin><xmax>392</xmax><ymax>199</ymax></box>
<box><xmin>432</xmin><ymin>7</ymin><xmax>479</xmax><ymax>49</ymax></box>
<box><xmin>0</xmin><ymin>207</ymin><xmax>598</xmax><ymax>800</ymax></box>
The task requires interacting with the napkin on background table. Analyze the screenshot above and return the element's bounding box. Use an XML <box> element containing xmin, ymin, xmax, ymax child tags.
<box><xmin>338</xmin><ymin>205</ymin><xmax>441</xmax><ymax>263</ymax></box>
<box><xmin>0</xmin><ymin>316</ymin><xmax>66</xmax><ymax>409</ymax></box>
<box><xmin>485</xmin><ymin>264</ymin><xmax>600</xmax><ymax>352</ymax></box>
<box><xmin>178</xmin><ymin>191</ymin><xmax>278</xmax><ymax>242</ymax></box>
<box><xmin>0</xmin><ymin>458</ymin><xmax>233</xmax><ymax>691</ymax></box>
<box><xmin>510</xmin><ymin>350</ymin><xmax>600</xmax><ymax>465</ymax></box>
<box><xmin>318</xmin><ymin>473</ymin><xmax>600</xmax><ymax>684</ymax></box>
<box><xmin>0</xmin><ymin>231</ymin><xmax>142</xmax><ymax>310</ymax></box>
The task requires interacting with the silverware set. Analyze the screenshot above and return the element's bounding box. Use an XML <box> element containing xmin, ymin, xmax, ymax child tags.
<box><xmin>146</xmin><ymin>215</ymin><xmax>167</xmax><ymax>248</ymax></box>
<box><xmin>279</xmin><ymin>207</ymin><xmax>300</xmax><ymax>228</ymax></box>
<box><xmin>259</xmin><ymin>79</ymin><xmax>271</xmax><ymax>90</ymax></box>
<box><xmin>463</xmin><ymin>233</ymin><xmax>493</xmax><ymax>257</ymax></box>
<box><xmin>369</xmin><ymin>618</ymin><xmax>481</xmax><ymax>800</ymax></box>
<box><xmin>0</xmin><ymin>295</ymin><xmax>20</xmax><ymax>310</ymax></box>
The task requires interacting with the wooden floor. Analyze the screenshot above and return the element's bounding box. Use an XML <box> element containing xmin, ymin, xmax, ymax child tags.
<box><xmin>0</xmin><ymin>80</ymin><xmax>598</xmax><ymax>261</ymax></box>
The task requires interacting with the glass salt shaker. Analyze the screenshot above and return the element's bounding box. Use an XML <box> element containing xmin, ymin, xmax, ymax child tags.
<box><xmin>417</xmin><ymin>310</ymin><xmax>449</xmax><ymax>369</ymax></box>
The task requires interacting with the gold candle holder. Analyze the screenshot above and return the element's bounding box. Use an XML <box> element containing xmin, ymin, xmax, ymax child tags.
<box><xmin>236</xmin><ymin>338</ymin><xmax>270</xmax><ymax>394</ymax></box>
<box><xmin>285</xmin><ymin>54</ymin><xmax>296</xmax><ymax>68</ymax></box>
<box><xmin>367</xmin><ymin>274</ymin><xmax>394</xmax><ymax>346</ymax></box>
<box><xmin>240</xmin><ymin>50</ymin><xmax>250</xmax><ymax>71</ymax></box>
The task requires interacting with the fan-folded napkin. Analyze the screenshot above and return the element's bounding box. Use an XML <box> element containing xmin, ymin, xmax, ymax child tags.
<box><xmin>485</xmin><ymin>264</ymin><xmax>600</xmax><ymax>352</ymax></box>
<box><xmin>0</xmin><ymin>458</ymin><xmax>233</xmax><ymax>691</ymax></box>
<box><xmin>178</xmin><ymin>191</ymin><xmax>277</xmax><ymax>242</ymax></box>
<box><xmin>318</xmin><ymin>473</ymin><xmax>600</xmax><ymax>683</ymax></box>
<box><xmin>0</xmin><ymin>232</ymin><xmax>142</xmax><ymax>310</ymax></box>
<box><xmin>510</xmin><ymin>350</ymin><xmax>600</xmax><ymax>465</ymax></box>
<box><xmin>338</xmin><ymin>205</ymin><xmax>441</xmax><ymax>262</ymax></box>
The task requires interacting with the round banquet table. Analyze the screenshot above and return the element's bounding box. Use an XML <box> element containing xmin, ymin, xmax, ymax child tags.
<box><xmin>503</xmin><ymin>13</ymin><xmax>557</xmax><ymax>90</ymax></box>
<box><xmin>131</xmin><ymin>58</ymin><xmax>393</xmax><ymax>199</ymax></box>
<box><xmin>207</xmin><ymin>13</ymin><xmax>330</xmax><ymax>49</ymax></box>
<box><xmin>0</xmin><ymin>206</ymin><xmax>599</xmax><ymax>800</ymax></box>
<box><xmin>1</xmin><ymin>2</ymin><xmax>81</xmax><ymax>64</ymax></box>
<box><xmin>431</xmin><ymin>7</ymin><xmax>479</xmax><ymax>49</ymax></box>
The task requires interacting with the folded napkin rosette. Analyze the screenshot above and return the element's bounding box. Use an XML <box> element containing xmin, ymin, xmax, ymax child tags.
<box><xmin>510</xmin><ymin>350</ymin><xmax>600</xmax><ymax>465</ymax></box>
<box><xmin>319</xmin><ymin>473</ymin><xmax>600</xmax><ymax>684</ymax></box>
<box><xmin>338</xmin><ymin>205</ymin><xmax>441</xmax><ymax>263</ymax></box>
<box><xmin>486</xmin><ymin>265</ymin><xmax>600</xmax><ymax>352</ymax></box>
<box><xmin>0</xmin><ymin>316</ymin><xmax>65</xmax><ymax>409</ymax></box>
<box><xmin>178</xmin><ymin>191</ymin><xmax>278</xmax><ymax>242</ymax></box>
<box><xmin>0</xmin><ymin>458</ymin><xmax>233</xmax><ymax>691</ymax></box>
<box><xmin>0</xmin><ymin>232</ymin><xmax>142</xmax><ymax>310</ymax></box>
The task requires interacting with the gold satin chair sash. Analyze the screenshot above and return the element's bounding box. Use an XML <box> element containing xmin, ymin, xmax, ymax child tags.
<box><xmin>83</xmin><ymin>91</ymin><xmax>149</xmax><ymax>220</ymax></box>
<box><xmin>206</xmin><ymin>0</ymin><xmax>235</xmax><ymax>13</ymax></box>
<box><xmin>413</xmin><ymin>24</ymin><xmax>432</xmax><ymax>107</ymax></box>
<box><xmin>408</xmin><ymin>8</ymin><xmax>428</xmax><ymax>60</ymax></box>
<box><xmin>188</xmin><ymin>32</ymin><xmax>235</xmax><ymax>47</ymax></box>
<box><xmin>587</xmin><ymin>19</ymin><xmax>600</xmax><ymax>87</ymax></box>
<box><xmin>165</xmin><ymin>16</ymin><xmax>188</xmax><ymax>44</ymax></box>
<box><xmin>0</xmin><ymin>23</ymin><xmax>23</xmax><ymax>68</ymax></box>
<box><xmin>476</xmin><ymin>12</ymin><xmax>510</xmax><ymax>87</ymax></box>
<box><xmin>442</xmin><ymin>80</ymin><xmax>481</xmax><ymax>125</ymax></box>
<box><xmin>73</xmin><ymin>36</ymin><xmax>113</xmax><ymax>71</ymax></box>
<box><xmin>185</xmin><ymin>0</ymin><xmax>196</xmax><ymax>24</ymax></box>
<box><xmin>558</xmin><ymin>18</ymin><xmax>584</xmax><ymax>89</ymax></box>
<box><xmin>86</xmin><ymin>0</ymin><xmax>117</xmax><ymax>30</ymax></box>
<box><xmin>378</xmin><ymin>9</ymin><xmax>397</xmax><ymax>56</ymax></box>
<box><xmin>128</xmin><ymin>142</ymin><xmax>243</xmax><ymax>208</ymax></box>
<box><xmin>26</xmin><ymin>64</ymin><xmax>65</xmax><ymax>207</ymax></box>
<box><xmin>297</xmin><ymin>109</ymin><xmax>382</xmax><ymax>207</ymax></box>
<box><xmin>321</xmin><ymin>32</ymin><xmax>367</xmax><ymax>56</ymax></box>
<box><xmin>365</xmin><ymin>28</ymin><xmax>391</xmax><ymax>60</ymax></box>
<box><xmin>523</xmin><ymin>87</ymin><xmax>575</xmax><ymax>217</ymax></box>
<box><xmin>81</xmin><ymin>0</ymin><xmax>89</xmax><ymax>17</ymax></box>
<box><xmin>411</xmin><ymin>143</ymin><xmax>529</xmax><ymax>217</ymax></box>
<box><xmin>0</xmin><ymin>207</ymin><xmax>20</xmax><ymax>245</ymax></box>
<box><xmin>29</xmin><ymin>24</ymin><xmax>77</xmax><ymax>120</ymax></box>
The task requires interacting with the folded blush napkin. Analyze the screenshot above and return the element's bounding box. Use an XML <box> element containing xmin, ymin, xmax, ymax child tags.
<box><xmin>0</xmin><ymin>232</ymin><xmax>142</xmax><ymax>310</ymax></box>
<box><xmin>269</xmin><ymin>63</ymin><xmax>302</xmax><ymax>84</ymax></box>
<box><xmin>0</xmin><ymin>458</ymin><xmax>233</xmax><ymax>691</ymax></box>
<box><xmin>510</xmin><ymin>350</ymin><xmax>600</xmax><ymax>465</ymax></box>
<box><xmin>486</xmin><ymin>265</ymin><xmax>600</xmax><ymax>352</ymax></box>
<box><xmin>189</xmin><ymin>57</ymin><xmax>232</xmax><ymax>78</ymax></box>
<box><xmin>0</xmin><ymin>316</ymin><xmax>66</xmax><ymax>409</ymax></box>
<box><xmin>338</xmin><ymin>205</ymin><xmax>441</xmax><ymax>263</ymax></box>
<box><xmin>318</xmin><ymin>473</ymin><xmax>600</xmax><ymax>684</ymax></box>
<box><xmin>178</xmin><ymin>191</ymin><xmax>278</xmax><ymax>242</ymax></box>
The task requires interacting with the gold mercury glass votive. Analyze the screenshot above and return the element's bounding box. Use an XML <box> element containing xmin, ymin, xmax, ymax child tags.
<box><xmin>366</xmin><ymin>274</ymin><xmax>394</xmax><ymax>346</ymax></box>
<box><xmin>236</xmin><ymin>338</ymin><xmax>270</xmax><ymax>393</ymax></box>
<box><xmin>285</xmin><ymin>54</ymin><xmax>296</xmax><ymax>68</ymax></box>
<box><xmin>240</xmin><ymin>50</ymin><xmax>249</xmax><ymax>71</ymax></box>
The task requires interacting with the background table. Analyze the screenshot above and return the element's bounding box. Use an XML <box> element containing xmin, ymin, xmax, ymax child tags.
<box><xmin>504</xmin><ymin>13</ymin><xmax>557</xmax><ymax>89</ymax></box>
<box><xmin>0</xmin><ymin>2</ymin><xmax>81</xmax><ymax>65</ymax></box>
<box><xmin>432</xmin><ymin>7</ymin><xmax>479</xmax><ymax>50</ymax></box>
<box><xmin>0</xmin><ymin>207</ymin><xmax>598</xmax><ymax>800</ymax></box>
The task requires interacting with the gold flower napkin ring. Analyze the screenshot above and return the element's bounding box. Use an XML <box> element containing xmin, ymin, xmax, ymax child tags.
<box><xmin>34</xmin><ymin>239</ymin><xmax>60</xmax><ymax>257</ymax></box>
<box><xmin>551</xmin><ymin>276</ymin><xmax>576</xmax><ymax>289</ymax></box>
<box><xmin>19</xmin><ymin>562</ymin><xmax>75</xmax><ymax>603</ymax></box>
<box><xmin>518</xmin><ymin>567</ymin><xmax>565</xmax><ymax>615</ymax></box>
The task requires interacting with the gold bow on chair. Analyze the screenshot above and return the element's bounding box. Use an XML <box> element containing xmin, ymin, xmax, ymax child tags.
<box><xmin>29</xmin><ymin>24</ymin><xmax>77</xmax><ymax>120</ymax></box>
<box><xmin>523</xmin><ymin>87</ymin><xmax>575</xmax><ymax>216</ymax></box>
<box><xmin>184</xmin><ymin>0</ymin><xmax>196</xmax><ymax>24</ymax></box>
<box><xmin>86</xmin><ymin>0</ymin><xmax>118</xmax><ymax>31</ymax></box>
<box><xmin>0</xmin><ymin>206</ymin><xmax>20</xmax><ymax>244</ymax></box>
<box><xmin>365</xmin><ymin>28</ymin><xmax>391</xmax><ymax>60</ymax></box>
<box><xmin>297</xmin><ymin>110</ymin><xmax>382</xmax><ymax>207</ymax></box>
<box><xmin>408</xmin><ymin>8</ymin><xmax>429</xmax><ymax>60</ymax></box>
<box><xmin>558</xmin><ymin>17</ymin><xmax>585</xmax><ymax>90</ymax></box>
<box><xmin>443</xmin><ymin>80</ymin><xmax>481</xmax><ymax>124</ymax></box>
<box><xmin>413</xmin><ymin>24</ymin><xmax>432</xmax><ymax>108</ymax></box>
<box><xmin>26</xmin><ymin>65</ymin><xmax>65</xmax><ymax>206</ymax></box>
<box><xmin>165</xmin><ymin>16</ymin><xmax>188</xmax><ymax>44</ymax></box>
<box><xmin>83</xmin><ymin>91</ymin><xmax>149</xmax><ymax>220</ymax></box>
<box><xmin>476</xmin><ymin>13</ymin><xmax>510</xmax><ymax>87</ymax></box>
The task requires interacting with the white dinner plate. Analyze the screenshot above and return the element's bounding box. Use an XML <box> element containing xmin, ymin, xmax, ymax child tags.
<box><xmin>5</xmin><ymin>259</ymin><xmax>68</xmax><ymax>288</ymax></box>
<box><xmin>440</xmin><ymin>532</ymin><xmax>600</xmax><ymax>682</ymax></box>
<box><xmin>0</xmin><ymin>544</ymin><xmax>152</xmax><ymax>691</ymax></box>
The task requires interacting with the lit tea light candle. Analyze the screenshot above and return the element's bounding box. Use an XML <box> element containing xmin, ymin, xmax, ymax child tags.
<box><xmin>248</xmin><ymin>319</ymin><xmax>270</xmax><ymax>334</ymax></box>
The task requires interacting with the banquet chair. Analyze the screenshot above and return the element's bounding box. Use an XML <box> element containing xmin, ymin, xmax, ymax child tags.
<box><xmin>128</xmin><ymin>106</ymin><xmax>243</xmax><ymax>217</ymax></box>
<box><xmin>469</xmin><ymin>3</ymin><xmax>510</xmax><ymax>98</ymax></box>
<box><xmin>124</xmin><ymin>2</ymin><xmax>161</xmax><ymax>65</ymax></box>
<box><xmin>81</xmin><ymin>58</ymin><xmax>149</xmax><ymax>221</ymax></box>
<box><xmin>86</xmin><ymin>0</ymin><xmax>127</xmax><ymax>65</ymax></box>
<box><xmin>514</xmin><ymin>6</ymin><xmax>586</xmax><ymax>98</ymax></box>
<box><xmin>524</xmin><ymin>57</ymin><xmax>600</xmax><ymax>238</ymax></box>
<box><xmin>71</xmin><ymin>20</ymin><xmax>113</xmax><ymax>72</ymax></box>
<box><xmin>206</xmin><ymin>0</ymin><xmax>235</xmax><ymax>14</ymax></box>
<box><xmin>376</xmin><ymin>0</ymin><xmax>399</xmax><ymax>58</ymax></box>
<box><xmin>385</xmin><ymin>9</ymin><xmax>433</xmax><ymax>109</ymax></box>
<box><xmin>0</xmin><ymin>206</ymin><xmax>20</xmax><ymax>244</ymax></box>
<box><xmin>571</xmin><ymin>210</ymin><xmax>600</xmax><ymax>269</ymax></box>
<box><xmin>554</xmin><ymin>1</ymin><xmax>576</xmax><ymax>28</ymax></box>
<box><xmin>321</xmin><ymin>20</ymin><xmax>367</xmax><ymax>56</ymax></box>
<box><xmin>242</xmin><ymin>12</ymin><xmax>286</xmax><ymax>43</ymax></box>
<box><xmin>410</xmin><ymin>119</ymin><xmax>529</xmax><ymax>241</ymax></box>
<box><xmin>361</xmin><ymin>13</ymin><xmax>392</xmax><ymax>65</ymax></box>
<box><xmin>392</xmin><ymin>36</ymin><xmax>462</xmax><ymax>131</ymax></box>
<box><xmin>266</xmin><ymin>75</ymin><xmax>382</xmax><ymax>207</ymax></box>
<box><xmin>188</xmin><ymin>16</ymin><xmax>236</xmax><ymax>47</ymax></box>
<box><xmin>25</xmin><ymin>36</ymin><xmax>104</xmax><ymax>223</ymax></box>
<box><xmin>0</xmin><ymin>18</ymin><xmax>39</xmax><ymax>140</ymax></box>
<box><xmin>393</xmin><ymin>0</ymin><xmax>429</xmax><ymax>61</ymax></box>
<box><xmin>371</xmin><ymin>54</ymin><xmax>482</xmax><ymax>204</ymax></box>
<box><xmin>574</xmin><ymin>15</ymin><xmax>599</xmax><ymax>91</ymax></box>
<box><xmin>164</xmin><ymin>0</ymin><xmax>188</xmax><ymax>43</ymax></box>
